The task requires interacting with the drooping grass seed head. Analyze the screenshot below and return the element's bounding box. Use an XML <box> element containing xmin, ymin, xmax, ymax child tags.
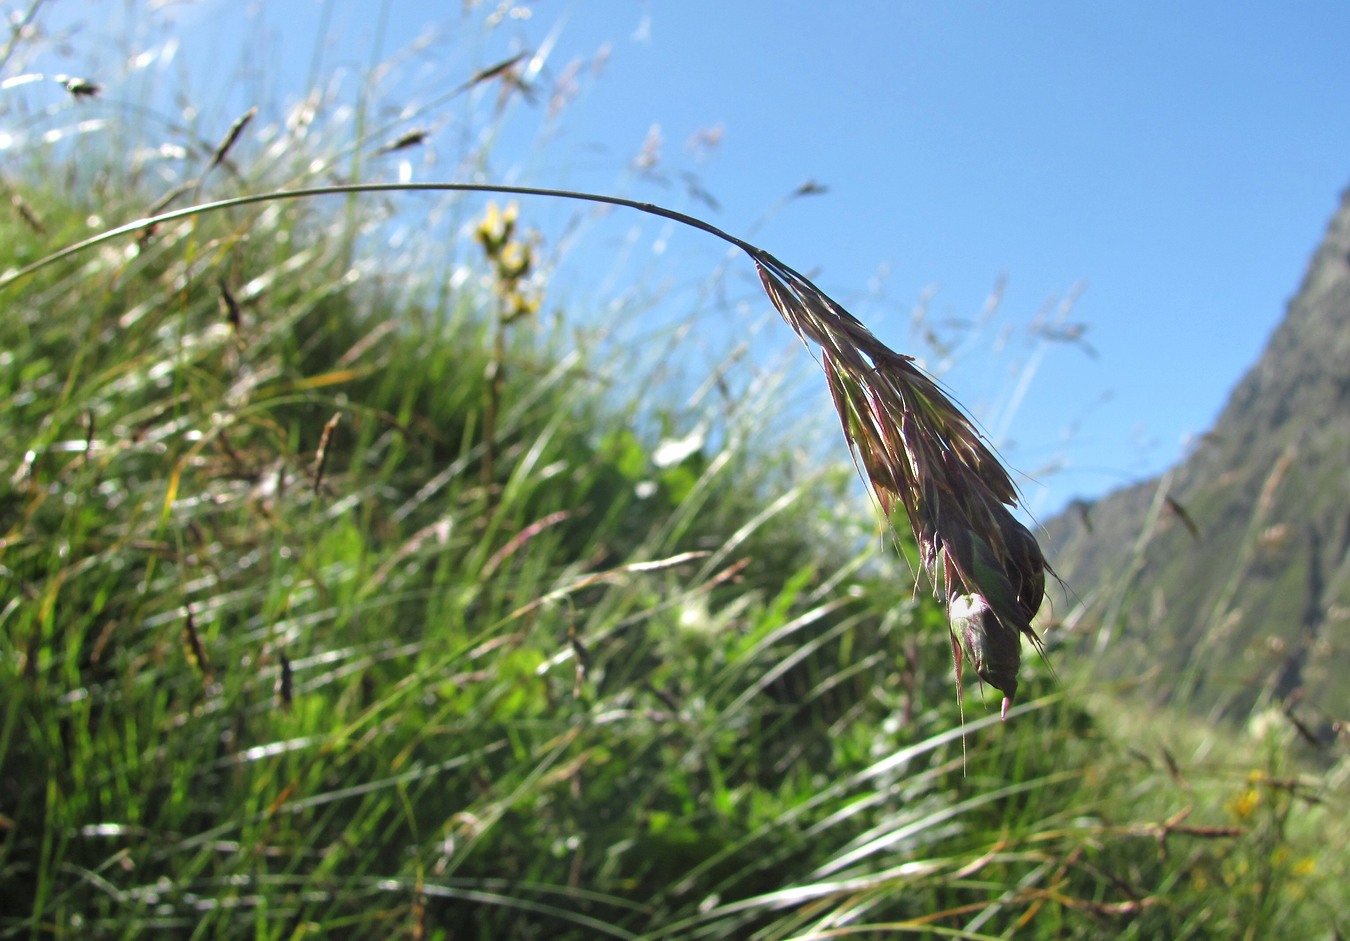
<box><xmin>753</xmin><ymin>250</ymin><xmax>1054</xmax><ymax>716</ymax></box>
<box><xmin>948</xmin><ymin>592</ymin><xmax>1021</xmax><ymax>719</ymax></box>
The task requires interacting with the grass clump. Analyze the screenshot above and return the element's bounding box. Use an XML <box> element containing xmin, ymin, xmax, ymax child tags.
<box><xmin>0</xmin><ymin>179</ymin><xmax>1070</xmax><ymax>937</ymax></box>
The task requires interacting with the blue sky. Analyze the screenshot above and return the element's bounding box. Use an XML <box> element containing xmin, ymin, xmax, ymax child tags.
<box><xmin>16</xmin><ymin>1</ymin><xmax>1350</xmax><ymax>517</ymax></box>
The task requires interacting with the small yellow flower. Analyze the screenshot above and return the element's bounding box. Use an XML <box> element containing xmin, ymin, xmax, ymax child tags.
<box><xmin>502</xmin><ymin>288</ymin><xmax>540</xmax><ymax>322</ymax></box>
<box><xmin>497</xmin><ymin>240</ymin><xmax>532</xmax><ymax>280</ymax></box>
<box><xmin>475</xmin><ymin>200</ymin><xmax>518</xmax><ymax>254</ymax></box>
<box><xmin>1227</xmin><ymin>787</ymin><xmax>1261</xmax><ymax>821</ymax></box>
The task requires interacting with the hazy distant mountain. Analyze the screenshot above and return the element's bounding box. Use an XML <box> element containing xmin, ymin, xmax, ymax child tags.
<box><xmin>1042</xmin><ymin>185</ymin><xmax>1350</xmax><ymax>730</ymax></box>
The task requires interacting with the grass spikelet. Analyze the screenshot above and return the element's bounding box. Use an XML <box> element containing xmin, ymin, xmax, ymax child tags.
<box><xmin>751</xmin><ymin>249</ymin><xmax>1049</xmax><ymax>714</ymax></box>
<box><xmin>207</xmin><ymin>106</ymin><xmax>257</xmax><ymax>172</ymax></box>
<box><xmin>311</xmin><ymin>412</ymin><xmax>342</xmax><ymax>496</ymax></box>
<box><xmin>181</xmin><ymin>606</ymin><xmax>211</xmax><ymax>679</ymax></box>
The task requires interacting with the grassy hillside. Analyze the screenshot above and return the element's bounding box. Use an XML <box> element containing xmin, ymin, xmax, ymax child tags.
<box><xmin>2</xmin><ymin>5</ymin><xmax>1347</xmax><ymax>937</ymax></box>
<box><xmin>1043</xmin><ymin>186</ymin><xmax>1350</xmax><ymax>727</ymax></box>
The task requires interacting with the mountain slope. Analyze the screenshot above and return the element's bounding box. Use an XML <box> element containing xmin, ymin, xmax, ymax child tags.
<box><xmin>1043</xmin><ymin>184</ymin><xmax>1350</xmax><ymax>727</ymax></box>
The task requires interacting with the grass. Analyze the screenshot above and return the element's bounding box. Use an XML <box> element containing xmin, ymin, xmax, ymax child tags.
<box><xmin>2</xmin><ymin>3</ymin><xmax>1347</xmax><ymax>937</ymax></box>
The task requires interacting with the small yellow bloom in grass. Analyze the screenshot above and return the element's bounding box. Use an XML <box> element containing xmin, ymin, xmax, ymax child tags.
<box><xmin>1227</xmin><ymin>787</ymin><xmax>1261</xmax><ymax>820</ymax></box>
<box><xmin>497</xmin><ymin>240</ymin><xmax>532</xmax><ymax>280</ymax></box>
<box><xmin>502</xmin><ymin>288</ymin><xmax>540</xmax><ymax>322</ymax></box>
<box><xmin>1292</xmin><ymin>856</ymin><xmax>1316</xmax><ymax>877</ymax></box>
<box><xmin>476</xmin><ymin>200</ymin><xmax>519</xmax><ymax>254</ymax></box>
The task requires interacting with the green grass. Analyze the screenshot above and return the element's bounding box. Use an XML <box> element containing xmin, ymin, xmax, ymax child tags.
<box><xmin>0</xmin><ymin>191</ymin><xmax>1031</xmax><ymax>937</ymax></box>
<box><xmin>1</xmin><ymin>5</ymin><xmax>1346</xmax><ymax>938</ymax></box>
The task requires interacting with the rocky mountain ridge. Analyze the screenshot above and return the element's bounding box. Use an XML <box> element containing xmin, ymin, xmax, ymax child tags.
<box><xmin>1043</xmin><ymin>184</ymin><xmax>1350</xmax><ymax>729</ymax></box>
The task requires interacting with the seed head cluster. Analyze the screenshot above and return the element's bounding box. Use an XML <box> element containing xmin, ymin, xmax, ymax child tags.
<box><xmin>752</xmin><ymin>250</ymin><xmax>1049</xmax><ymax>718</ymax></box>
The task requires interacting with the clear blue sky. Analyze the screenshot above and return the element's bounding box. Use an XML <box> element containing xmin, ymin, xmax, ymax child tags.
<box><xmin>18</xmin><ymin>1</ymin><xmax>1350</xmax><ymax>517</ymax></box>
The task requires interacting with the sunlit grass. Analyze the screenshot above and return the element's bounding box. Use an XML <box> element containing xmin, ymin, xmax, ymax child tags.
<box><xmin>1</xmin><ymin>4</ymin><xmax>1345</xmax><ymax>939</ymax></box>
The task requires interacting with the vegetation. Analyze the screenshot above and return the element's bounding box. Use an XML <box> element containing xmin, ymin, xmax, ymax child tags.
<box><xmin>1</xmin><ymin>4</ymin><xmax>1345</xmax><ymax>937</ymax></box>
<box><xmin>1044</xmin><ymin>186</ymin><xmax>1350</xmax><ymax>725</ymax></box>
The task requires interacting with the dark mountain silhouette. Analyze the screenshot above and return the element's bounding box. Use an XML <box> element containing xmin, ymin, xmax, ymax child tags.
<box><xmin>1042</xmin><ymin>184</ymin><xmax>1350</xmax><ymax>733</ymax></box>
